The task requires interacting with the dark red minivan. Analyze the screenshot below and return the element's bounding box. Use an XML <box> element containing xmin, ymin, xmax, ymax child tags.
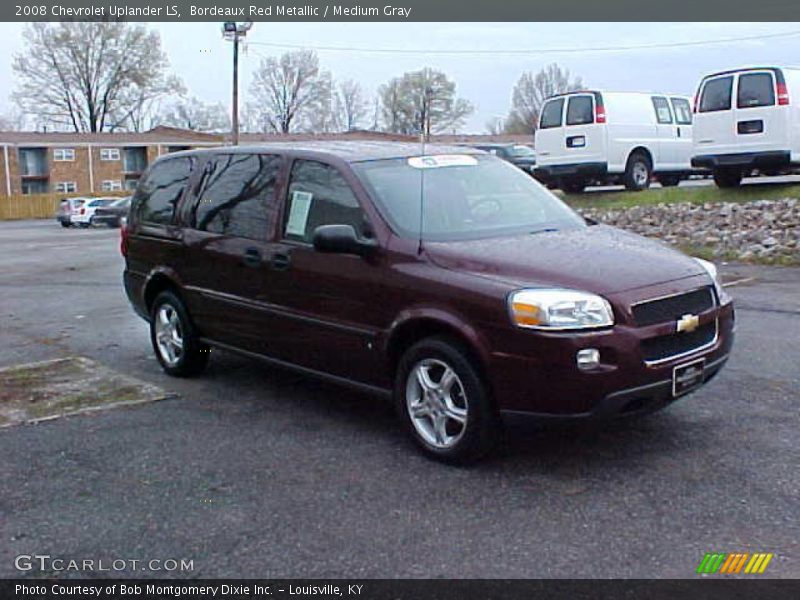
<box><xmin>123</xmin><ymin>142</ymin><xmax>734</xmax><ymax>463</ymax></box>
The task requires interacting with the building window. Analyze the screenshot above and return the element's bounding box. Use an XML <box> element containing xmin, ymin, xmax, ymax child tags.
<box><xmin>123</xmin><ymin>147</ymin><xmax>148</xmax><ymax>173</ymax></box>
<box><xmin>102</xmin><ymin>180</ymin><xmax>123</xmax><ymax>191</ymax></box>
<box><xmin>124</xmin><ymin>178</ymin><xmax>140</xmax><ymax>191</ymax></box>
<box><xmin>19</xmin><ymin>148</ymin><xmax>48</xmax><ymax>176</ymax></box>
<box><xmin>55</xmin><ymin>182</ymin><xmax>77</xmax><ymax>193</ymax></box>
<box><xmin>53</xmin><ymin>148</ymin><xmax>76</xmax><ymax>162</ymax></box>
<box><xmin>100</xmin><ymin>148</ymin><xmax>121</xmax><ymax>161</ymax></box>
<box><xmin>22</xmin><ymin>180</ymin><xmax>49</xmax><ymax>195</ymax></box>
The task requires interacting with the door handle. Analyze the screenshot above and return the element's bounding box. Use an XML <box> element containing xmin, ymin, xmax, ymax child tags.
<box><xmin>242</xmin><ymin>247</ymin><xmax>262</xmax><ymax>268</ymax></box>
<box><xmin>676</xmin><ymin>127</ymin><xmax>681</xmax><ymax>138</ymax></box>
<box><xmin>270</xmin><ymin>251</ymin><xmax>291</xmax><ymax>271</ymax></box>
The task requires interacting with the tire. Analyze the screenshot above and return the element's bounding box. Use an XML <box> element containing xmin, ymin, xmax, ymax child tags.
<box><xmin>560</xmin><ymin>178</ymin><xmax>586</xmax><ymax>194</ymax></box>
<box><xmin>89</xmin><ymin>216</ymin><xmax>96</xmax><ymax>227</ymax></box>
<box><xmin>150</xmin><ymin>290</ymin><xmax>209</xmax><ymax>377</ymax></box>
<box><xmin>78</xmin><ymin>222</ymin><xmax>90</xmax><ymax>228</ymax></box>
<box><xmin>659</xmin><ymin>175</ymin><xmax>681</xmax><ymax>187</ymax></box>
<box><xmin>713</xmin><ymin>168</ymin><xmax>743</xmax><ymax>188</ymax></box>
<box><xmin>624</xmin><ymin>151</ymin><xmax>652</xmax><ymax>191</ymax></box>
<box><xmin>394</xmin><ymin>336</ymin><xmax>499</xmax><ymax>465</ymax></box>
<box><xmin>60</xmin><ymin>221</ymin><xmax>70</xmax><ymax>228</ymax></box>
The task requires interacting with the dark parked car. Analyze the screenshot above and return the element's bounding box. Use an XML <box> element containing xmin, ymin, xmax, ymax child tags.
<box><xmin>122</xmin><ymin>143</ymin><xmax>734</xmax><ymax>463</ymax></box>
<box><xmin>468</xmin><ymin>143</ymin><xmax>537</xmax><ymax>174</ymax></box>
<box><xmin>92</xmin><ymin>196</ymin><xmax>131</xmax><ymax>228</ymax></box>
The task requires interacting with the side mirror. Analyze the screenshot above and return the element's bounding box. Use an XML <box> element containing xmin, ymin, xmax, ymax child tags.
<box><xmin>312</xmin><ymin>224</ymin><xmax>377</xmax><ymax>257</ymax></box>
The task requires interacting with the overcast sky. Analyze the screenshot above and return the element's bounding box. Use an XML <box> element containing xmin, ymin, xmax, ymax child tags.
<box><xmin>0</xmin><ymin>21</ymin><xmax>798</xmax><ymax>132</ymax></box>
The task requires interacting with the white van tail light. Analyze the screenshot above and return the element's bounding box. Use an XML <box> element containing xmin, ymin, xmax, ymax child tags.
<box><xmin>777</xmin><ymin>81</ymin><xmax>790</xmax><ymax>106</ymax></box>
<box><xmin>594</xmin><ymin>95</ymin><xmax>606</xmax><ymax>123</ymax></box>
<box><xmin>693</xmin><ymin>93</ymin><xmax>699</xmax><ymax>113</ymax></box>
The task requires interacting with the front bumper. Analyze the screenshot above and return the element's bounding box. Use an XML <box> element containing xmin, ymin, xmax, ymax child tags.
<box><xmin>488</xmin><ymin>287</ymin><xmax>735</xmax><ymax>419</ymax></box>
<box><xmin>692</xmin><ymin>150</ymin><xmax>791</xmax><ymax>170</ymax></box>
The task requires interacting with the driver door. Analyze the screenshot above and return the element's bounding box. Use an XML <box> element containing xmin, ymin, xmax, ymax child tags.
<box><xmin>265</xmin><ymin>158</ymin><xmax>386</xmax><ymax>386</ymax></box>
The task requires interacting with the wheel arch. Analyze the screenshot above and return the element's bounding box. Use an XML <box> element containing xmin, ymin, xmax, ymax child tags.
<box><xmin>627</xmin><ymin>145</ymin><xmax>654</xmax><ymax>169</ymax></box>
<box><xmin>143</xmin><ymin>268</ymin><xmax>185</xmax><ymax>316</ymax></box>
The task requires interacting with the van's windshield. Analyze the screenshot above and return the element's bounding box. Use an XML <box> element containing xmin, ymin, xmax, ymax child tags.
<box><xmin>353</xmin><ymin>155</ymin><xmax>585</xmax><ymax>242</ymax></box>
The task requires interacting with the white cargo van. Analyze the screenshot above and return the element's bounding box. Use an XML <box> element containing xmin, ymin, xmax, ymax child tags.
<box><xmin>692</xmin><ymin>66</ymin><xmax>800</xmax><ymax>187</ymax></box>
<box><xmin>534</xmin><ymin>91</ymin><xmax>695</xmax><ymax>192</ymax></box>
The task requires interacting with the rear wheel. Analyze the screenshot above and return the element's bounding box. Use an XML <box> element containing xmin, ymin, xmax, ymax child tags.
<box><xmin>560</xmin><ymin>178</ymin><xmax>586</xmax><ymax>194</ymax></box>
<box><xmin>713</xmin><ymin>168</ymin><xmax>742</xmax><ymax>188</ymax></box>
<box><xmin>624</xmin><ymin>151</ymin><xmax>652</xmax><ymax>191</ymax></box>
<box><xmin>150</xmin><ymin>291</ymin><xmax>209</xmax><ymax>377</ymax></box>
<box><xmin>60</xmin><ymin>221</ymin><xmax>70</xmax><ymax>228</ymax></box>
<box><xmin>395</xmin><ymin>336</ymin><xmax>499</xmax><ymax>464</ymax></box>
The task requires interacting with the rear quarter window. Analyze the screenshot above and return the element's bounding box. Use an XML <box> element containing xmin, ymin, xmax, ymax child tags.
<box><xmin>737</xmin><ymin>72</ymin><xmax>775</xmax><ymax>108</ymax></box>
<box><xmin>540</xmin><ymin>98</ymin><xmax>564</xmax><ymax>129</ymax></box>
<box><xmin>566</xmin><ymin>96</ymin><xmax>594</xmax><ymax>126</ymax></box>
<box><xmin>651</xmin><ymin>97</ymin><xmax>673</xmax><ymax>124</ymax></box>
<box><xmin>134</xmin><ymin>157</ymin><xmax>193</xmax><ymax>226</ymax></box>
<box><xmin>671</xmin><ymin>98</ymin><xmax>692</xmax><ymax>124</ymax></box>
<box><xmin>699</xmin><ymin>76</ymin><xmax>733</xmax><ymax>112</ymax></box>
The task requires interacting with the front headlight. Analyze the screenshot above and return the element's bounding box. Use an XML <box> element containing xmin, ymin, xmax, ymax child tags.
<box><xmin>509</xmin><ymin>289</ymin><xmax>614</xmax><ymax>330</ymax></box>
<box><xmin>694</xmin><ymin>257</ymin><xmax>730</xmax><ymax>304</ymax></box>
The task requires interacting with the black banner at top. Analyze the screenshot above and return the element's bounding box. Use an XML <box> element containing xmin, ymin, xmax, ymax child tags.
<box><xmin>4</xmin><ymin>0</ymin><xmax>800</xmax><ymax>22</ymax></box>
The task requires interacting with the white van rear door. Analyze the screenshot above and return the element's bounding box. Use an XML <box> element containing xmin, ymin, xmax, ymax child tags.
<box><xmin>695</xmin><ymin>75</ymin><xmax>736</xmax><ymax>155</ymax></box>
<box><xmin>563</xmin><ymin>94</ymin><xmax>604</xmax><ymax>165</ymax></box>
<box><xmin>734</xmin><ymin>69</ymin><xmax>789</xmax><ymax>153</ymax></box>
<box><xmin>670</xmin><ymin>97</ymin><xmax>693</xmax><ymax>169</ymax></box>
<box><xmin>651</xmin><ymin>96</ymin><xmax>678</xmax><ymax>168</ymax></box>
<box><xmin>535</xmin><ymin>97</ymin><xmax>565</xmax><ymax>166</ymax></box>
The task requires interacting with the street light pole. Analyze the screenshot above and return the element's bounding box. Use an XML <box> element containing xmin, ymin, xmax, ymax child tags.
<box><xmin>223</xmin><ymin>21</ymin><xmax>252</xmax><ymax>146</ymax></box>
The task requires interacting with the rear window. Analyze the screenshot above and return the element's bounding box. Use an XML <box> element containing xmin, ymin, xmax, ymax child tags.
<box><xmin>540</xmin><ymin>98</ymin><xmax>564</xmax><ymax>129</ymax></box>
<box><xmin>134</xmin><ymin>157</ymin><xmax>193</xmax><ymax>225</ymax></box>
<box><xmin>671</xmin><ymin>98</ymin><xmax>692</xmax><ymax>124</ymax></box>
<box><xmin>566</xmin><ymin>96</ymin><xmax>594</xmax><ymax>126</ymax></box>
<box><xmin>699</xmin><ymin>76</ymin><xmax>733</xmax><ymax>112</ymax></box>
<box><xmin>737</xmin><ymin>72</ymin><xmax>775</xmax><ymax>108</ymax></box>
<box><xmin>651</xmin><ymin>97</ymin><xmax>673</xmax><ymax>124</ymax></box>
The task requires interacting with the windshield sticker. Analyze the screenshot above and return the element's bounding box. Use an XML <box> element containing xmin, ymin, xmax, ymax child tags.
<box><xmin>407</xmin><ymin>155</ymin><xmax>479</xmax><ymax>169</ymax></box>
<box><xmin>285</xmin><ymin>190</ymin><xmax>314</xmax><ymax>236</ymax></box>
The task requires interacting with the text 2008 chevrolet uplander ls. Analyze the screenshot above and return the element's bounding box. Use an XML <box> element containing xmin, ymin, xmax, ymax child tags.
<box><xmin>123</xmin><ymin>142</ymin><xmax>734</xmax><ymax>463</ymax></box>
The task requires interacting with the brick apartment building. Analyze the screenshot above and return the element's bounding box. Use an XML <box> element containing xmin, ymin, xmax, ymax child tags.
<box><xmin>0</xmin><ymin>127</ymin><xmax>533</xmax><ymax>198</ymax></box>
<box><xmin>0</xmin><ymin>126</ymin><xmax>223</xmax><ymax>197</ymax></box>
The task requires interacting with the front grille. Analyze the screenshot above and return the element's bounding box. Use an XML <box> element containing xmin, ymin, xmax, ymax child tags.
<box><xmin>641</xmin><ymin>320</ymin><xmax>717</xmax><ymax>363</ymax></box>
<box><xmin>632</xmin><ymin>286</ymin><xmax>715</xmax><ymax>327</ymax></box>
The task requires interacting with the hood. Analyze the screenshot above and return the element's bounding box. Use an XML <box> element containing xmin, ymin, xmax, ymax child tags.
<box><xmin>424</xmin><ymin>225</ymin><xmax>705</xmax><ymax>295</ymax></box>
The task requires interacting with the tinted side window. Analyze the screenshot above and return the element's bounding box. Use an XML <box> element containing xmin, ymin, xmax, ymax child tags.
<box><xmin>700</xmin><ymin>76</ymin><xmax>733</xmax><ymax>112</ymax></box>
<box><xmin>136</xmin><ymin>157</ymin><xmax>193</xmax><ymax>225</ymax></box>
<box><xmin>540</xmin><ymin>98</ymin><xmax>564</xmax><ymax>129</ymax></box>
<box><xmin>737</xmin><ymin>73</ymin><xmax>775</xmax><ymax>108</ymax></box>
<box><xmin>566</xmin><ymin>96</ymin><xmax>594</xmax><ymax>126</ymax></box>
<box><xmin>283</xmin><ymin>160</ymin><xmax>364</xmax><ymax>243</ymax></box>
<box><xmin>652</xmin><ymin>96</ymin><xmax>673</xmax><ymax>124</ymax></box>
<box><xmin>671</xmin><ymin>98</ymin><xmax>692</xmax><ymax>124</ymax></box>
<box><xmin>194</xmin><ymin>154</ymin><xmax>279</xmax><ymax>241</ymax></box>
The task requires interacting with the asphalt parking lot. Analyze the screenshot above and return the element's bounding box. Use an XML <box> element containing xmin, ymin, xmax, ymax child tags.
<box><xmin>0</xmin><ymin>220</ymin><xmax>798</xmax><ymax>578</ymax></box>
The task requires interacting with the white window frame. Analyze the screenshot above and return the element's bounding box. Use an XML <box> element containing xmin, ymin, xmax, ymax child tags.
<box><xmin>56</xmin><ymin>181</ymin><xmax>77</xmax><ymax>193</ymax></box>
<box><xmin>101</xmin><ymin>180</ymin><xmax>123</xmax><ymax>191</ymax></box>
<box><xmin>100</xmin><ymin>148</ymin><xmax>121</xmax><ymax>161</ymax></box>
<box><xmin>53</xmin><ymin>148</ymin><xmax>76</xmax><ymax>162</ymax></box>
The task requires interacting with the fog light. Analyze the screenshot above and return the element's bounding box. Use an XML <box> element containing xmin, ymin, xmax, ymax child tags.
<box><xmin>577</xmin><ymin>348</ymin><xmax>600</xmax><ymax>370</ymax></box>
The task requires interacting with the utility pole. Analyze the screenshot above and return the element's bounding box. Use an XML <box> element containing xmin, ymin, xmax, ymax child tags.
<box><xmin>222</xmin><ymin>21</ymin><xmax>253</xmax><ymax>146</ymax></box>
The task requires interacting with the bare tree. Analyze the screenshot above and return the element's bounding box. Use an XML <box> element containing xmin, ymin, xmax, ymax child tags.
<box><xmin>505</xmin><ymin>63</ymin><xmax>583</xmax><ymax>134</ymax></box>
<box><xmin>0</xmin><ymin>109</ymin><xmax>27</xmax><ymax>131</ymax></box>
<box><xmin>379</xmin><ymin>68</ymin><xmax>472</xmax><ymax>136</ymax></box>
<box><xmin>13</xmin><ymin>22</ymin><xmax>182</xmax><ymax>133</ymax></box>
<box><xmin>158</xmin><ymin>96</ymin><xmax>231</xmax><ymax>132</ymax></box>
<box><xmin>334</xmin><ymin>80</ymin><xmax>369</xmax><ymax>131</ymax></box>
<box><xmin>485</xmin><ymin>117</ymin><xmax>505</xmax><ymax>135</ymax></box>
<box><xmin>249</xmin><ymin>50</ymin><xmax>330</xmax><ymax>134</ymax></box>
<box><xmin>300</xmin><ymin>71</ymin><xmax>336</xmax><ymax>133</ymax></box>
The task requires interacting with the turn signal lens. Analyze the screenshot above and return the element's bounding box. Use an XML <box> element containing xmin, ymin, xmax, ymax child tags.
<box><xmin>509</xmin><ymin>289</ymin><xmax>614</xmax><ymax>330</ymax></box>
<box><xmin>511</xmin><ymin>302</ymin><xmax>542</xmax><ymax>326</ymax></box>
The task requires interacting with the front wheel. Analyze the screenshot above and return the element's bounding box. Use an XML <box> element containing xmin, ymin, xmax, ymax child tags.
<box><xmin>624</xmin><ymin>152</ymin><xmax>652</xmax><ymax>191</ymax></box>
<box><xmin>659</xmin><ymin>175</ymin><xmax>681</xmax><ymax>187</ymax></box>
<box><xmin>150</xmin><ymin>291</ymin><xmax>209</xmax><ymax>377</ymax></box>
<box><xmin>395</xmin><ymin>337</ymin><xmax>499</xmax><ymax>464</ymax></box>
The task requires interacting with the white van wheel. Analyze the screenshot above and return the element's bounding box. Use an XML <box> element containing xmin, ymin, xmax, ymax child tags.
<box><xmin>624</xmin><ymin>152</ymin><xmax>651</xmax><ymax>191</ymax></box>
<box><xmin>713</xmin><ymin>168</ymin><xmax>742</xmax><ymax>189</ymax></box>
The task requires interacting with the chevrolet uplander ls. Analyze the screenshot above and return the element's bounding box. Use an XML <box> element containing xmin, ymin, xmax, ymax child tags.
<box><xmin>123</xmin><ymin>143</ymin><xmax>734</xmax><ymax>463</ymax></box>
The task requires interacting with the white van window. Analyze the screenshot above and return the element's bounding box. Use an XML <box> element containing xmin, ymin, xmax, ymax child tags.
<box><xmin>651</xmin><ymin>97</ymin><xmax>673</xmax><ymax>124</ymax></box>
<box><xmin>671</xmin><ymin>98</ymin><xmax>692</xmax><ymax>125</ymax></box>
<box><xmin>540</xmin><ymin>98</ymin><xmax>564</xmax><ymax>129</ymax></box>
<box><xmin>737</xmin><ymin>72</ymin><xmax>775</xmax><ymax>109</ymax></box>
<box><xmin>700</xmin><ymin>76</ymin><xmax>733</xmax><ymax>112</ymax></box>
<box><xmin>566</xmin><ymin>96</ymin><xmax>594</xmax><ymax>126</ymax></box>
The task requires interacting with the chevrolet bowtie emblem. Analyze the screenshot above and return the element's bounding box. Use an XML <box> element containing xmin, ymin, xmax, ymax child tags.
<box><xmin>677</xmin><ymin>313</ymin><xmax>700</xmax><ymax>333</ymax></box>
